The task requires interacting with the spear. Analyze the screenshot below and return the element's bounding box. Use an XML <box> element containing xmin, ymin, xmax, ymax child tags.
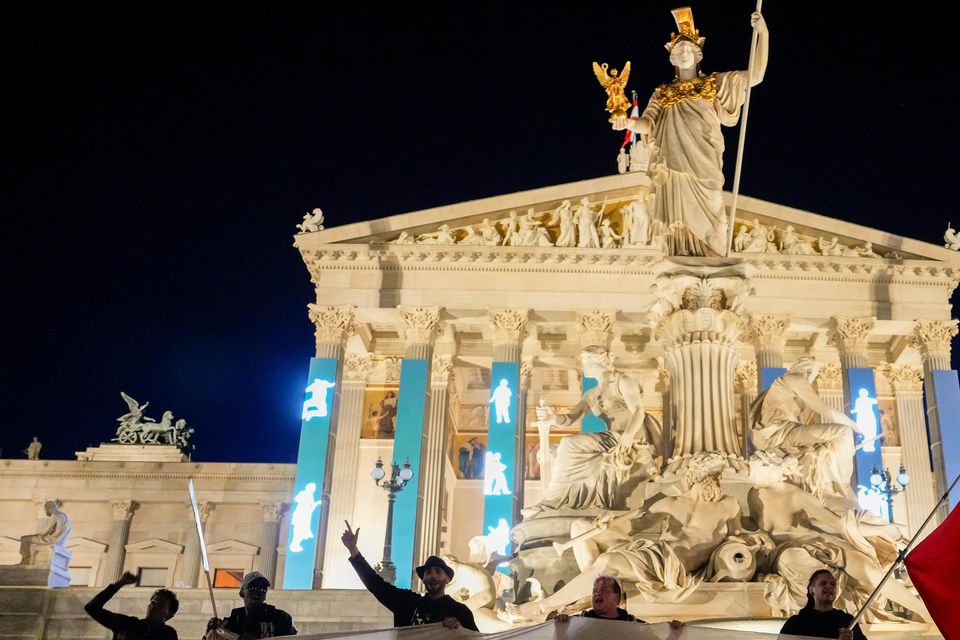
<box><xmin>725</xmin><ymin>0</ymin><xmax>764</xmax><ymax>256</ymax></box>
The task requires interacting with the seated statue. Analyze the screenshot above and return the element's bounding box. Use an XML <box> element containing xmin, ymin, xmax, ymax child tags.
<box><xmin>747</xmin><ymin>450</ymin><xmax>928</xmax><ymax>623</ymax></box>
<box><xmin>508</xmin><ymin>451</ymin><xmax>740</xmax><ymax>620</ymax></box>
<box><xmin>748</xmin><ymin>357</ymin><xmax>864</xmax><ymax>501</ymax></box>
<box><xmin>20</xmin><ymin>500</ymin><xmax>72</xmax><ymax>565</ymax></box>
<box><xmin>524</xmin><ymin>346</ymin><xmax>662</xmax><ymax>515</ymax></box>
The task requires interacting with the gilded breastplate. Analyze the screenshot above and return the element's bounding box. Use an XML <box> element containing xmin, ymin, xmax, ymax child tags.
<box><xmin>656</xmin><ymin>73</ymin><xmax>718</xmax><ymax>107</ymax></box>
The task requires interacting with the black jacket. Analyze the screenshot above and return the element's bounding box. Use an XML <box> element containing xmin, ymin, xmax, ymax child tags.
<box><xmin>781</xmin><ymin>608</ymin><xmax>867</xmax><ymax>639</ymax></box>
<box><xmin>348</xmin><ymin>553</ymin><xmax>478</xmax><ymax>631</ymax></box>
<box><xmin>84</xmin><ymin>583</ymin><xmax>178</xmax><ymax>640</ymax></box>
<box><xmin>222</xmin><ymin>604</ymin><xmax>296</xmax><ymax>638</ymax></box>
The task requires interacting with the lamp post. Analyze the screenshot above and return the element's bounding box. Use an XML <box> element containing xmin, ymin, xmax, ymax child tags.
<box><xmin>867</xmin><ymin>463</ymin><xmax>910</xmax><ymax>522</ymax></box>
<box><xmin>370</xmin><ymin>457</ymin><xmax>413</xmax><ymax>584</ymax></box>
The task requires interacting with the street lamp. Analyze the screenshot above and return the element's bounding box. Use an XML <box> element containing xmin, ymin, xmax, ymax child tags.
<box><xmin>370</xmin><ymin>457</ymin><xmax>414</xmax><ymax>584</ymax></box>
<box><xmin>870</xmin><ymin>463</ymin><xmax>910</xmax><ymax>496</ymax></box>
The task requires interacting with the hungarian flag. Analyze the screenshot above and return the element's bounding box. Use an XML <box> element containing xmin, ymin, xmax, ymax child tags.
<box><xmin>621</xmin><ymin>90</ymin><xmax>640</xmax><ymax>149</ymax></box>
<box><xmin>905</xmin><ymin>503</ymin><xmax>960</xmax><ymax>638</ymax></box>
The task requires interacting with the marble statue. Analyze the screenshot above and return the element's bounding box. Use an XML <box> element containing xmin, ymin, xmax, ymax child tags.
<box><xmin>779</xmin><ymin>225</ymin><xmax>816</xmax><ymax>255</ymax></box>
<box><xmin>817</xmin><ymin>236</ymin><xmax>845</xmax><ymax>256</ymax></box>
<box><xmin>390</xmin><ymin>231</ymin><xmax>416</xmax><ymax>244</ymax></box>
<box><xmin>617</xmin><ymin>147</ymin><xmax>629</xmax><ymax>174</ymax></box>
<box><xmin>113</xmin><ymin>392</ymin><xmax>195</xmax><ymax>450</ymax></box>
<box><xmin>476</xmin><ymin>218</ymin><xmax>502</xmax><ymax>245</ymax></box>
<box><xmin>741</xmin><ymin>219</ymin><xmax>778</xmax><ymax>253</ymax></box>
<box><xmin>24</xmin><ymin>437</ymin><xmax>42</xmax><ymax>460</ymax></box>
<box><xmin>296</xmin><ymin>208</ymin><xmax>325</xmax><ymax>233</ymax></box>
<box><xmin>599</xmin><ymin>219</ymin><xmax>622</xmax><ymax>249</ymax></box>
<box><xmin>20</xmin><ymin>500</ymin><xmax>72</xmax><ymax>565</ymax></box>
<box><xmin>459</xmin><ymin>224</ymin><xmax>484</xmax><ymax>246</ymax></box>
<box><xmin>621</xmin><ymin>197</ymin><xmax>651</xmax><ymax>246</ymax></box>
<box><xmin>747</xmin><ymin>451</ymin><xmax>929</xmax><ymax>622</ymax></box>
<box><xmin>612</xmin><ymin>9</ymin><xmax>768</xmax><ymax>256</ymax></box>
<box><xmin>628</xmin><ymin>139</ymin><xmax>649</xmax><ymax>173</ymax></box>
<box><xmin>748</xmin><ymin>358</ymin><xmax>864</xmax><ymax>501</ymax></box>
<box><xmin>517</xmin><ymin>211</ymin><xmax>553</xmax><ymax>247</ymax></box>
<box><xmin>547</xmin><ymin>200</ymin><xmax>576</xmax><ymax>248</ymax></box>
<box><xmin>509</xmin><ymin>452</ymin><xmax>740</xmax><ymax>619</ymax></box>
<box><xmin>501</xmin><ymin>211</ymin><xmax>520</xmax><ymax>246</ymax></box>
<box><xmin>418</xmin><ymin>224</ymin><xmax>456</xmax><ymax>245</ymax></box>
<box><xmin>574</xmin><ymin>198</ymin><xmax>601</xmax><ymax>249</ymax></box>
<box><xmin>848</xmin><ymin>241</ymin><xmax>880</xmax><ymax>258</ymax></box>
<box><xmin>524</xmin><ymin>346</ymin><xmax>662</xmax><ymax>515</ymax></box>
<box><xmin>945</xmin><ymin>223</ymin><xmax>960</xmax><ymax>250</ymax></box>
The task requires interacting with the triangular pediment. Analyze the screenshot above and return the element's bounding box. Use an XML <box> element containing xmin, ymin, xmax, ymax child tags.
<box><xmin>66</xmin><ymin>537</ymin><xmax>107</xmax><ymax>553</ymax></box>
<box><xmin>206</xmin><ymin>539</ymin><xmax>260</xmax><ymax>555</ymax></box>
<box><xmin>294</xmin><ymin>173</ymin><xmax>960</xmax><ymax>264</ymax></box>
<box><xmin>125</xmin><ymin>538</ymin><xmax>183</xmax><ymax>554</ymax></box>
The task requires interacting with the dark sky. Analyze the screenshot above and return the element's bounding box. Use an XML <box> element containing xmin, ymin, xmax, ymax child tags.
<box><xmin>4</xmin><ymin>3</ymin><xmax>957</xmax><ymax>463</ymax></box>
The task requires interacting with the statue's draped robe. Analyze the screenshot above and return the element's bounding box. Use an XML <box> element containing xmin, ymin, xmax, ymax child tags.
<box><xmin>643</xmin><ymin>71</ymin><xmax>749</xmax><ymax>256</ymax></box>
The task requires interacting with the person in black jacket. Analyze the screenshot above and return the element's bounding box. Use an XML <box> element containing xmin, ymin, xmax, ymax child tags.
<box><xmin>206</xmin><ymin>571</ymin><xmax>296</xmax><ymax>638</ymax></box>
<box><xmin>780</xmin><ymin>569</ymin><xmax>867</xmax><ymax>640</ymax></box>
<box><xmin>341</xmin><ymin>521</ymin><xmax>478</xmax><ymax>631</ymax></box>
<box><xmin>84</xmin><ymin>570</ymin><xmax>179</xmax><ymax>640</ymax></box>
<box><xmin>554</xmin><ymin>574</ymin><xmax>683</xmax><ymax>629</ymax></box>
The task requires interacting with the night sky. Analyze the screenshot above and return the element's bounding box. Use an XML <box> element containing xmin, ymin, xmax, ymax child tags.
<box><xmin>5</xmin><ymin>3</ymin><xmax>957</xmax><ymax>463</ymax></box>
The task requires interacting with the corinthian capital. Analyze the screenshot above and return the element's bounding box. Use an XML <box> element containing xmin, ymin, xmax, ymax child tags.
<box><xmin>308</xmin><ymin>304</ymin><xmax>356</xmax><ymax>346</ymax></box>
<box><xmin>186</xmin><ymin>501</ymin><xmax>215</xmax><ymax>524</ymax></box>
<box><xmin>577</xmin><ymin>309</ymin><xmax>617</xmax><ymax>348</ymax></box>
<box><xmin>747</xmin><ymin>315</ymin><xmax>789</xmax><ymax>352</ymax></box>
<box><xmin>343</xmin><ymin>352</ymin><xmax>374</xmax><ymax>382</ymax></box>
<box><xmin>398</xmin><ymin>306</ymin><xmax>442</xmax><ymax>346</ymax></box>
<box><xmin>431</xmin><ymin>354</ymin><xmax>454</xmax><ymax>385</ymax></box>
<box><xmin>734</xmin><ymin>360</ymin><xmax>759</xmax><ymax>394</ymax></box>
<box><xmin>488</xmin><ymin>308</ymin><xmax>529</xmax><ymax>346</ymax></box>
<box><xmin>879</xmin><ymin>364</ymin><xmax>924</xmax><ymax>393</ymax></box>
<box><xmin>111</xmin><ymin>500</ymin><xmax>139</xmax><ymax>521</ymax></box>
<box><xmin>815</xmin><ymin>362</ymin><xmax>843</xmax><ymax>390</ymax></box>
<box><xmin>908</xmin><ymin>319</ymin><xmax>959</xmax><ymax>361</ymax></box>
<box><xmin>827</xmin><ymin>316</ymin><xmax>875</xmax><ymax>357</ymax></box>
<box><xmin>260</xmin><ymin>502</ymin><xmax>285</xmax><ymax>523</ymax></box>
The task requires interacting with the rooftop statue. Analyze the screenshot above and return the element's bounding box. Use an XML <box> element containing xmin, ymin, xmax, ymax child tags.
<box><xmin>611</xmin><ymin>8</ymin><xmax>768</xmax><ymax>256</ymax></box>
<box><xmin>20</xmin><ymin>500</ymin><xmax>72</xmax><ymax>565</ymax></box>
<box><xmin>113</xmin><ymin>392</ymin><xmax>195</xmax><ymax>452</ymax></box>
<box><xmin>945</xmin><ymin>222</ymin><xmax>960</xmax><ymax>250</ymax></box>
<box><xmin>296</xmin><ymin>207</ymin><xmax>325</xmax><ymax>234</ymax></box>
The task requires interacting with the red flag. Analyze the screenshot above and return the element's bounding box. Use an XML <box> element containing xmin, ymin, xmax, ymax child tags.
<box><xmin>905</xmin><ymin>504</ymin><xmax>960</xmax><ymax>639</ymax></box>
<box><xmin>620</xmin><ymin>92</ymin><xmax>641</xmax><ymax>149</ymax></box>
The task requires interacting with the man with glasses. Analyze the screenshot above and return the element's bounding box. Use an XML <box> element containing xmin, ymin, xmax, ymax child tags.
<box><xmin>206</xmin><ymin>571</ymin><xmax>296</xmax><ymax>638</ymax></box>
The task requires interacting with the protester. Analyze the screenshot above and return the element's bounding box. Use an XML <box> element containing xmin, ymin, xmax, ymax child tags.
<box><xmin>780</xmin><ymin>570</ymin><xmax>867</xmax><ymax>640</ymax></box>
<box><xmin>84</xmin><ymin>570</ymin><xmax>179</xmax><ymax>640</ymax></box>
<box><xmin>206</xmin><ymin>571</ymin><xmax>296</xmax><ymax>639</ymax></box>
<box><xmin>341</xmin><ymin>521</ymin><xmax>478</xmax><ymax>630</ymax></box>
<box><xmin>554</xmin><ymin>574</ymin><xmax>683</xmax><ymax>629</ymax></box>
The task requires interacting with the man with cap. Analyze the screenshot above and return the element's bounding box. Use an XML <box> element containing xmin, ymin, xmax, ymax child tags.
<box><xmin>206</xmin><ymin>571</ymin><xmax>296</xmax><ymax>638</ymax></box>
<box><xmin>341</xmin><ymin>521</ymin><xmax>478</xmax><ymax>630</ymax></box>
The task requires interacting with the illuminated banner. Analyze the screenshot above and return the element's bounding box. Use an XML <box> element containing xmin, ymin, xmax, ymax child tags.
<box><xmin>845</xmin><ymin>368</ymin><xmax>886</xmax><ymax>519</ymax></box>
<box><xmin>391</xmin><ymin>358</ymin><xmax>430</xmax><ymax>588</ymax></box>
<box><xmin>483</xmin><ymin>362</ymin><xmax>519</xmax><ymax>572</ymax></box>
<box><xmin>283</xmin><ymin>357</ymin><xmax>339</xmax><ymax>590</ymax></box>
<box><xmin>759</xmin><ymin>367</ymin><xmax>787</xmax><ymax>391</ymax></box>
<box><xmin>580</xmin><ymin>375</ymin><xmax>606</xmax><ymax>432</ymax></box>
<box><xmin>931</xmin><ymin>370</ymin><xmax>960</xmax><ymax>502</ymax></box>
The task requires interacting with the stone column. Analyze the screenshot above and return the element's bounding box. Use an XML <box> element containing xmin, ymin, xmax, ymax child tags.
<box><xmin>395</xmin><ymin>306</ymin><xmax>441</xmax><ymax>587</ymax></box>
<box><xmin>884</xmin><ymin>365</ymin><xmax>937</xmax><ymax>538</ymax></box>
<box><xmin>908</xmin><ymin>319</ymin><xmax>959</xmax><ymax>518</ymax></box>
<box><xmin>651</xmin><ymin>267</ymin><xmax>750</xmax><ymax>458</ymax></box>
<box><xmin>489</xmin><ymin>308</ymin><xmax>529</xmax><ymax>519</ymax></box>
<box><xmin>815</xmin><ymin>363</ymin><xmax>845</xmax><ymax>413</ymax></box>
<box><xmin>735</xmin><ymin>361</ymin><xmax>759</xmax><ymax>455</ymax></box>
<box><xmin>748</xmin><ymin>315</ymin><xmax>788</xmax><ymax>370</ymax></box>
<box><xmin>255</xmin><ymin>502</ymin><xmax>284</xmax><ymax>585</ymax></box>
<box><xmin>415</xmin><ymin>353</ymin><xmax>454</xmax><ymax>562</ymax></box>
<box><xmin>321</xmin><ymin>352</ymin><xmax>372</xmax><ymax>587</ymax></box>
<box><xmin>305</xmin><ymin>304</ymin><xmax>354</xmax><ymax>587</ymax></box>
<box><xmin>517</xmin><ymin>357</ymin><xmax>533</xmax><ymax>518</ymax></box>
<box><xmin>827</xmin><ymin>316</ymin><xmax>875</xmax><ymax>371</ymax></box>
<box><xmin>100</xmin><ymin>500</ymin><xmax>138</xmax><ymax>585</ymax></box>
<box><xmin>180</xmin><ymin>501</ymin><xmax>213</xmax><ymax>588</ymax></box>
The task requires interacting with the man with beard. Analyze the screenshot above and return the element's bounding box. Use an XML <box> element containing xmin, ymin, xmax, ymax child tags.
<box><xmin>206</xmin><ymin>571</ymin><xmax>296</xmax><ymax>638</ymax></box>
<box><xmin>84</xmin><ymin>571</ymin><xmax>179</xmax><ymax>639</ymax></box>
<box><xmin>341</xmin><ymin>521</ymin><xmax>478</xmax><ymax>630</ymax></box>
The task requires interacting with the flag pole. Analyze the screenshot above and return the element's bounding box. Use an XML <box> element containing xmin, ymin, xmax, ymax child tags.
<box><xmin>725</xmin><ymin>0</ymin><xmax>763</xmax><ymax>257</ymax></box>
<box><xmin>188</xmin><ymin>478</ymin><xmax>219</xmax><ymax>620</ymax></box>
<box><xmin>847</xmin><ymin>472</ymin><xmax>960</xmax><ymax>629</ymax></box>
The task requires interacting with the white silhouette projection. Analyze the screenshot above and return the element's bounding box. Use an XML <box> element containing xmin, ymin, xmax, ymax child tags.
<box><xmin>486</xmin><ymin>518</ymin><xmax>511</xmax><ymax>556</ymax></box>
<box><xmin>851</xmin><ymin>388</ymin><xmax>879</xmax><ymax>452</ymax></box>
<box><xmin>289</xmin><ymin>482</ymin><xmax>322</xmax><ymax>552</ymax></box>
<box><xmin>483</xmin><ymin>451</ymin><xmax>511</xmax><ymax>496</ymax></box>
<box><xmin>489</xmin><ymin>379</ymin><xmax>513</xmax><ymax>424</ymax></box>
<box><xmin>302</xmin><ymin>379</ymin><xmax>336</xmax><ymax>420</ymax></box>
<box><xmin>857</xmin><ymin>483</ymin><xmax>890</xmax><ymax>521</ymax></box>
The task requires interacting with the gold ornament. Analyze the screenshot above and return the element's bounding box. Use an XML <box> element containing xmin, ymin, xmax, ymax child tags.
<box><xmin>592</xmin><ymin>61</ymin><xmax>632</xmax><ymax>121</ymax></box>
<box><xmin>656</xmin><ymin>73</ymin><xmax>717</xmax><ymax>107</ymax></box>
